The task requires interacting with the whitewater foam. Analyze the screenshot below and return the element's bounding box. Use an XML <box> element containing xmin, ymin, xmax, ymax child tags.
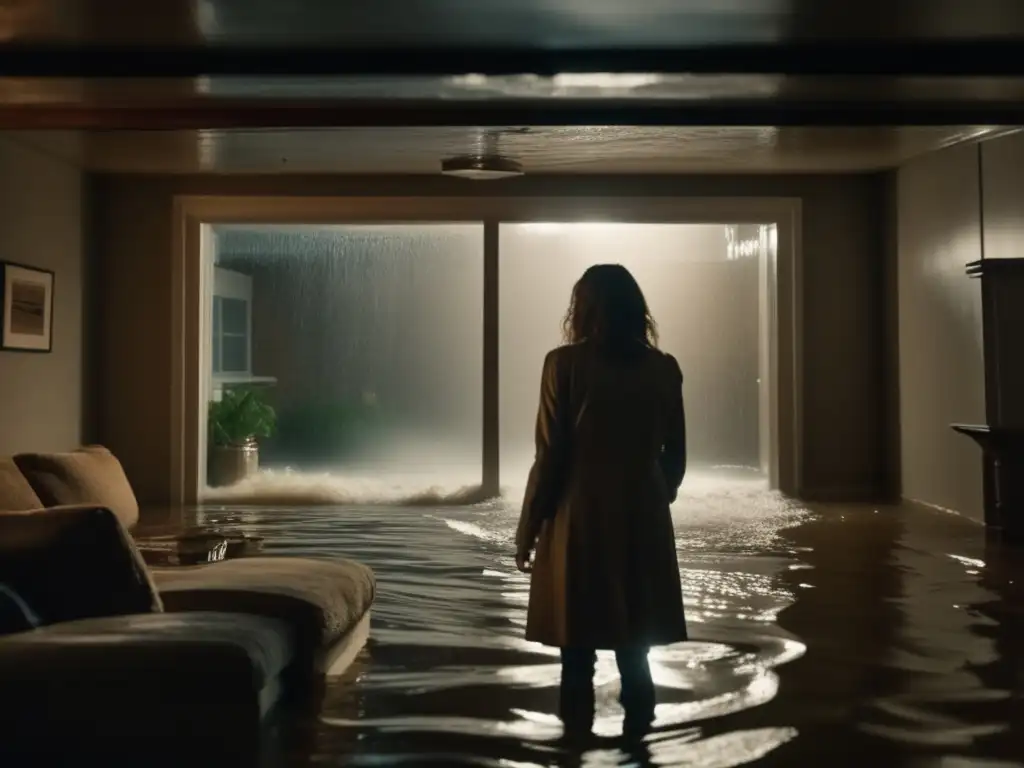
<box><xmin>201</xmin><ymin>467</ymin><xmax>496</xmax><ymax>507</ymax></box>
<box><xmin>199</xmin><ymin>465</ymin><xmax>781</xmax><ymax>518</ymax></box>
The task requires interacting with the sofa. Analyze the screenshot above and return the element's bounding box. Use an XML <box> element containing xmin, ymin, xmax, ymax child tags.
<box><xmin>0</xmin><ymin>447</ymin><xmax>375</xmax><ymax>761</ymax></box>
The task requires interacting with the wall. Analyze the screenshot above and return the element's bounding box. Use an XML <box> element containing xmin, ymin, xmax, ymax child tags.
<box><xmin>894</xmin><ymin>130</ymin><xmax>1024</xmax><ymax>522</ymax></box>
<box><xmin>979</xmin><ymin>132</ymin><xmax>1024</xmax><ymax>265</ymax></box>
<box><xmin>896</xmin><ymin>143</ymin><xmax>986</xmax><ymax>520</ymax></box>
<box><xmin>93</xmin><ymin>174</ymin><xmax>890</xmax><ymax>505</ymax></box>
<box><xmin>0</xmin><ymin>134</ymin><xmax>89</xmax><ymax>455</ymax></box>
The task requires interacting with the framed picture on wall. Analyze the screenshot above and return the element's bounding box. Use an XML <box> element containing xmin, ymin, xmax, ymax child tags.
<box><xmin>1</xmin><ymin>261</ymin><xmax>55</xmax><ymax>353</ymax></box>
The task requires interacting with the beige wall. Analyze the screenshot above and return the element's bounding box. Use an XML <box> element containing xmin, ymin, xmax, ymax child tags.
<box><xmin>894</xmin><ymin>130</ymin><xmax>1024</xmax><ymax>522</ymax></box>
<box><xmin>93</xmin><ymin>174</ymin><xmax>891</xmax><ymax>505</ymax></box>
<box><xmin>896</xmin><ymin>143</ymin><xmax>986</xmax><ymax>520</ymax></box>
<box><xmin>979</xmin><ymin>132</ymin><xmax>1024</xmax><ymax>264</ymax></box>
<box><xmin>0</xmin><ymin>134</ymin><xmax>89</xmax><ymax>455</ymax></box>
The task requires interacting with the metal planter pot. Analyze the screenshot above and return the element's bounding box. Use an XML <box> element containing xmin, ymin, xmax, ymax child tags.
<box><xmin>208</xmin><ymin>437</ymin><xmax>259</xmax><ymax>487</ymax></box>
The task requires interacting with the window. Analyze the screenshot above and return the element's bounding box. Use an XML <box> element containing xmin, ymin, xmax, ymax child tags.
<box><xmin>206</xmin><ymin>223</ymin><xmax>483</xmax><ymax>480</ymax></box>
<box><xmin>211</xmin><ymin>295</ymin><xmax>250</xmax><ymax>375</ymax></box>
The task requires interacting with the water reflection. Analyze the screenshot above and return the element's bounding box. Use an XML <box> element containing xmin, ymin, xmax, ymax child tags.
<box><xmin>180</xmin><ymin>473</ymin><xmax>1024</xmax><ymax>766</ymax></box>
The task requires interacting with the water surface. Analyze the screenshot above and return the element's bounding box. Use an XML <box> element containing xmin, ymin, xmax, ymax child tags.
<box><xmin>188</xmin><ymin>472</ymin><xmax>1024</xmax><ymax>766</ymax></box>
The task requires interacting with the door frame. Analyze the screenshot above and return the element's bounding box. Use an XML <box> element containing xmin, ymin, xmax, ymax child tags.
<box><xmin>170</xmin><ymin>195</ymin><xmax>803</xmax><ymax>505</ymax></box>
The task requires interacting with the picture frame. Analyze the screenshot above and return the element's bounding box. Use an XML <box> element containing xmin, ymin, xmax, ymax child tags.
<box><xmin>1</xmin><ymin>261</ymin><xmax>55</xmax><ymax>353</ymax></box>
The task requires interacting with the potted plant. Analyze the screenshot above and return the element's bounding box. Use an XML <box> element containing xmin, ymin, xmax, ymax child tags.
<box><xmin>207</xmin><ymin>387</ymin><xmax>276</xmax><ymax>487</ymax></box>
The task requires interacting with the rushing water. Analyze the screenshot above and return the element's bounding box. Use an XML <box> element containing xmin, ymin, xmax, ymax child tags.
<box><xmin>186</xmin><ymin>471</ymin><xmax>1024</xmax><ymax>767</ymax></box>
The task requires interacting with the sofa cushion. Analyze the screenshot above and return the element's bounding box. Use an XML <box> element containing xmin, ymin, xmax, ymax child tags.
<box><xmin>151</xmin><ymin>556</ymin><xmax>374</xmax><ymax>672</ymax></box>
<box><xmin>13</xmin><ymin>446</ymin><xmax>139</xmax><ymax>529</ymax></box>
<box><xmin>0</xmin><ymin>611</ymin><xmax>293</xmax><ymax>760</ymax></box>
<box><xmin>0</xmin><ymin>505</ymin><xmax>163</xmax><ymax>624</ymax></box>
<box><xmin>0</xmin><ymin>611</ymin><xmax>293</xmax><ymax>692</ymax></box>
<box><xmin>0</xmin><ymin>457</ymin><xmax>42</xmax><ymax>512</ymax></box>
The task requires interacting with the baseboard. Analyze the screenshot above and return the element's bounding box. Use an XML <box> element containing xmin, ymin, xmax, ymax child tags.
<box><xmin>798</xmin><ymin>487</ymin><xmax>898</xmax><ymax>504</ymax></box>
<box><xmin>902</xmin><ymin>496</ymin><xmax>983</xmax><ymax>524</ymax></box>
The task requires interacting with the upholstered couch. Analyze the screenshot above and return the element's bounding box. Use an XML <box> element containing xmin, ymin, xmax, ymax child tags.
<box><xmin>0</xmin><ymin>447</ymin><xmax>375</xmax><ymax>760</ymax></box>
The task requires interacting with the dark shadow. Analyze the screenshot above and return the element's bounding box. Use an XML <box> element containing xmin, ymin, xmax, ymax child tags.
<box><xmin>729</xmin><ymin>502</ymin><xmax>906</xmax><ymax>765</ymax></box>
<box><xmin>968</xmin><ymin>532</ymin><xmax>1024</xmax><ymax>760</ymax></box>
<box><xmin>755</xmin><ymin>501</ymin><xmax>1024</xmax><ymax>764</ymax></box>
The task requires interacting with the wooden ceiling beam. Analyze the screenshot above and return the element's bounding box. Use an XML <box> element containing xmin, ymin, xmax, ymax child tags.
<box><xmin>3</xmin><ymin>42</ymin><xmax>1024</xmax><ymax>77</ymax></box>
<box><xmin>1</xmin><ymin>100</ymin><xmax>1023</xmax><ymax>130</ymax></box>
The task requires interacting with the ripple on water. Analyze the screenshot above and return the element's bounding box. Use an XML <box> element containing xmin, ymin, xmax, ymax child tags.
<box><xmin>195</xmin><ymin>470</ymin><xmax>810</xmax><ymax>766</ymax></box>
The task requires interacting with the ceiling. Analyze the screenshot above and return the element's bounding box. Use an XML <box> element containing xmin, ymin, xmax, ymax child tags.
<box><xmin>4</xmin><ymin>0</ymin><xmax>1024</xmax><ymax>48</ymax></box>
<box><xmin>5</xmin><ymin>125</ymin><xmax>1005</xmax><ymax>175</ymax></box>
<box><xmin>1</xmin><ymin>1</ymin><xmax>1022</xmax><ymax>174</ymax></box>
<box><xmin>1</xmin><ymin>1</ymin><xmax>1024</xmax><ymax>130</ymax></box>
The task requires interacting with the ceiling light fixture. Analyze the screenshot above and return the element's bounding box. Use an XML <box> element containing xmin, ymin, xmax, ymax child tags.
<box><xmin>440</xmin><ymin>155</ymin><xmax>524</xmax><ymax>181</ymax></box>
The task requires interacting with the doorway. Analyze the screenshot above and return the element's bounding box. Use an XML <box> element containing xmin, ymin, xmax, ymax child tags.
<box><xmin>498</xmin><ymin>222</ymin><xmax>777</xmax><ymax>495</ymax></box>
<box><xmin>173</xmin><ymin>197</ymin><xmax>800</xmax><ymax>505</ymax></box>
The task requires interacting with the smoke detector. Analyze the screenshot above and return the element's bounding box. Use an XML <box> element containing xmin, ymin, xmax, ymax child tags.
<box><xmin>441</xmin><ymin>155</ymin><xmax>524</xmax><ymax>180</ymax></box>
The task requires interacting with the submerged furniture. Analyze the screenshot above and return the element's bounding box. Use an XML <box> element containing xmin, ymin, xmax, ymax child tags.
<box><xmin>952</xmin><ymin>425</ymin><xmax>1024</xmax><ymax>541</ymax></box>
<box><xmin>0</xmin><ymin>447</ymin><xmax>375</xmax><ymax>759</ymax></box>
<box><xmin>135</xmin><ymin>528</ymin><xmax>264</xmax><ymax>565</ymax></box>
<box><xmin>0</xmin><ymin>608</ymin><xmax>293</xmax><ymax>761</ymax></box>
<box><xmin>951</xmin><ymin>258</ymin><xmax>1024</xmax><ymax>542</ymax></box>
<box><xmin>0</xmin><ymin>502</ymin><xmax>288</xmax><ymax>761</ymax></box>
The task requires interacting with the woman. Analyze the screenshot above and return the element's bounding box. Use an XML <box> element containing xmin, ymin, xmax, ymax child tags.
<box><xmin>514</xmin><ymin>263</ymin><xmax>688</xmax><ymax>737</ymax></box>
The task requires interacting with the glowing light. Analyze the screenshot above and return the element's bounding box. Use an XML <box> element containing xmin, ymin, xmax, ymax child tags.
<box><xmin>518</xmin><ymin>222</ymin><xmax>633</xmax><ymax>235</ymax></box>
<box><xmin>725</xmin><ymin>225</ymin><xmax>762</xmax><ymax>261</ymax></box>
<box><xmin>550</xmin><ymin>73</ymin><xmax>664</xmax><ymax>90</ymax></box>
<box><xmin>947</xmin><ymin>554</ymin><xmax>986</xmax><ymax>569</ymax></box>
<box><xmin>449</xmin><ymin>72</ymin><xmax>665</xmax><ymax>94</ymax></box>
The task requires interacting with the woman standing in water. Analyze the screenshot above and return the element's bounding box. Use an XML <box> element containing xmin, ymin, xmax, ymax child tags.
<box><xmin>514</xmin><ymin>263</ymin><xmax>688</xmax><ymax>738</ymax></box>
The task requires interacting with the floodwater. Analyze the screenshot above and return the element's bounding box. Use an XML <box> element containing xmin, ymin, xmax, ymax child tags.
<box><xmin>185</xmin><ymin>470</ymin><xmax>1024</xmax><ymax>767</ymax></box>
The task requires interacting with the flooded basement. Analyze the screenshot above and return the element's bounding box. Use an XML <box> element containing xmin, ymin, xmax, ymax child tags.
<box><xmin>174</xmin><ymin>472</ymin><xmax>1024</xmax><ymax>766</ymax></box>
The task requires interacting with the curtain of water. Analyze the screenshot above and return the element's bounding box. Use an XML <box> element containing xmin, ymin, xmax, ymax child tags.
<box><xmin>202</xmin><ymin>222</ymin><xmax>765</xmax><ymax>503</ymax></box>
<box><xmin>497</xmin><ymin>223</ymin><xmax>764</xmax><ymax>487</ymax></box>
<box><xmin>205</xmin><ymin>224</ymin><xmax>484</xmax><ymax>499</ymax></box>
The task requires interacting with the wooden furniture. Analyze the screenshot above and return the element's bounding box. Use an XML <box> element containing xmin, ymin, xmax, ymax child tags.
<box><xmin>952</xmin><ymin>258</ymin><xmax>1024</xmax><ymax>542</ymax></box>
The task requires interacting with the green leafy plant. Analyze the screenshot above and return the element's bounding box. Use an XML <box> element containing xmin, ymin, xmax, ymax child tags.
<box><xmin>208</xmin><ymin>388</ymin><xmax>277</xmax><ymax>447</ymax></box>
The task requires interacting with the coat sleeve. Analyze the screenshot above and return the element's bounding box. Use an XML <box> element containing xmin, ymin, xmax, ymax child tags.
<box><xmin>659</xmin><ymin>354</ymin><xmax>687</xmax><ymax>502</ymax></box>
<box><xmin>515</xmin><ymin>349</ymin><xmax>570</xmax><ymax>553</ymax></box>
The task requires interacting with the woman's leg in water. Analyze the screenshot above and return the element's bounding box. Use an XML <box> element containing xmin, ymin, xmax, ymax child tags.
<box><xmin>559</xmin><ymin>647</ymin><xmax>597</xmax><ymax>731</ymax></box>
<box><xmin>615</xmin><ymin>646</ymin><xmax>655</xmax><ymax>731</ymax></box>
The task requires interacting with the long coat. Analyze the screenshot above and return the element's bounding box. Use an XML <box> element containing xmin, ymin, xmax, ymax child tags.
<box><xmin>515</xmin><ymin>341</ymin><xmax>689</xmax><ymax>650</ymax></box>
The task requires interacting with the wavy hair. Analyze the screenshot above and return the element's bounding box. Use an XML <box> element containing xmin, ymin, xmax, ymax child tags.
<box><xmin>562</xmin><ymin>264</ymin><xmax>658</xmax><ymax>349</ymax></box>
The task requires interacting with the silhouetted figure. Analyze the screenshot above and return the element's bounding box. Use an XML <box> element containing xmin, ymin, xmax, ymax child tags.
<box><xmin>514</xmin><ymin>264</ymin><xmax>688</xmax><ymax>739</ymax></box>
